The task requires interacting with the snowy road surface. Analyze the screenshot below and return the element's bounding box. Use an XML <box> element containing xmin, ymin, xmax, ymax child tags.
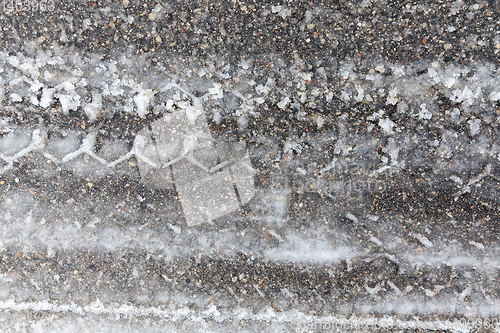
<box><xmin>1</xmin><ymin>0</ymin><xmax>500</xmax><ymax>332</ymax></box>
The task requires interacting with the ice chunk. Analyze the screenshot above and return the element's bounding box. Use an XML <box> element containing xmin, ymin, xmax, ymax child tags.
<box><xmin>354</xmin><ymin>84</ymin><xmax>364</xmax><ymax>101</ymax></box>
<box><xmin>340</xmin><ymin>60</ymin><xmax>356</xmax><ymax>80</ymax></box>
<box><xmin>10</xmin><ymin>93</ymin><xmax>22</xmax><ymax>102</ymax></box>
<box><xmin>238</xmin><ymin>58</ymin><xmax>253</xmax><ymax>69</ymax></box>
<box><xmin>397</xmin><ymin>101</ymin><xmax>408</xmax><ymax>113</ymax></box>
<box><xmin>428</xmin><ymin>67</ymin><xmax>438</xmax><ymax>78</ymax></box>
<box><xmin>271</xmin><ymin>5</ymin><xmax>282</xmax><ymax>12</ymax></box>
<box><xmin>316</xmin><ymin>115</ymin><xmax>325</xmax><ymax>129</ymax></box>
<box><xmin>391</xmin><ymin>64</ymin><xmax>405</xmax><ymax>77</ymax></box>
<box><xmin>449</xmin><ymin>108</ymin><xmax>461</xmax><ymax>123</ymax></box>
<box><xmin>134</xmin><ymin>89</ymin><xmax>156</xmax><ymax>117</ymax></box>
<box><xmin>57</xmin><ymin>94</ymin><xmax>80</xmax><ymax>113</ymax></box>
<box><xmin>277</xmin><ymin>96</ymin><xmax>290</xmax><ymax>109</ymax></box>
<box><xmin>450</xmin><ymin>175</ymin><xmax>463</xmax><ymax>185</ymax></box>
<box><xmin>378</xmin><ymin>118</ymin><xmax>395</xmax><ymax>134</ymax></box>
<box><xmin>346</xmin><ymin>213</ymin><xmax>358</xmax><ymax>223</ymax></box>
<box><xmin>386</xmin><ymin>86</ymin><xmax>399</xmax><ymax>105</ymax></box>
<box><xmin>411</xmin><ymin>233</ymin><xmax>433</xmax><ymax>248</ymax></box>
<box><xmin>296</xmin><ymin>167</ymin><xmax>306</xmax><ymax>175</ymax></box>
<box><xmin>387</xmin><ymin>281</ymin><xmax>402</xmax><ymax>295</ymax></box>
<box><xmin>326</xmin><ymin>91</ymin><xmax>333</xmax><ymax>103</ymax></box>
<box><xmin>370</xmin><ymin>237</ymin><xmax>382</xmax><ymax>246</ymax></box>
<box><xmin>302</xmin><ymin>73</ymin><xmax>312</xmax><ymax>82</ymax></box>
<box><xmin>208</xmin><ymin>83</ymin><xmax>223</xmax><ymax>99</ymax></box>
<box><xmin>451</xmin><ymin>86</ymin><xmax>481</xmax><ymax>106</ymax></box>
<box><xmin>489</xmin><ymin>91</ymin><xmax>500</xmax><ymax>101</ymax></box>
<box><xmin>271</xmin><ymin>5</ymin><xmax>292</xmax><ymax>19</ymax></box>
<box><xmin>167</xmin><ymin>223</ymin><xmax>181</xmax><ymax>235</ymax></box>
<box><xmin>255</xmin><ymin>84</ymin><xmax>270</xmax><ymax>95</ymax></box>
<box><xmin>283</xmin><ymin>140</ymin><xmax>302</xmax><ymax>154</ymax></box>
<box><xmin>341</xmin><ymin>91</ymin><xmax>350</xmax><ymax>101</ymax></box>
<box><xmin>185</xmin><ymin>104</ymin><xmax>203</xmax><ymax>123</ymax></box>
<box><xmin>468</xmin><ymin>118</ymin><xmax>480</xmax><ymax>136</ymax></box>
<box><xmin>418</xmin><ymin>103</ymin><xmax>432</xmax><ymax>120</ymax></box>
<box><xmin>419</xmin><ymin>236</ymin><xmax>433</xmax><ymax>248</ymax></box>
